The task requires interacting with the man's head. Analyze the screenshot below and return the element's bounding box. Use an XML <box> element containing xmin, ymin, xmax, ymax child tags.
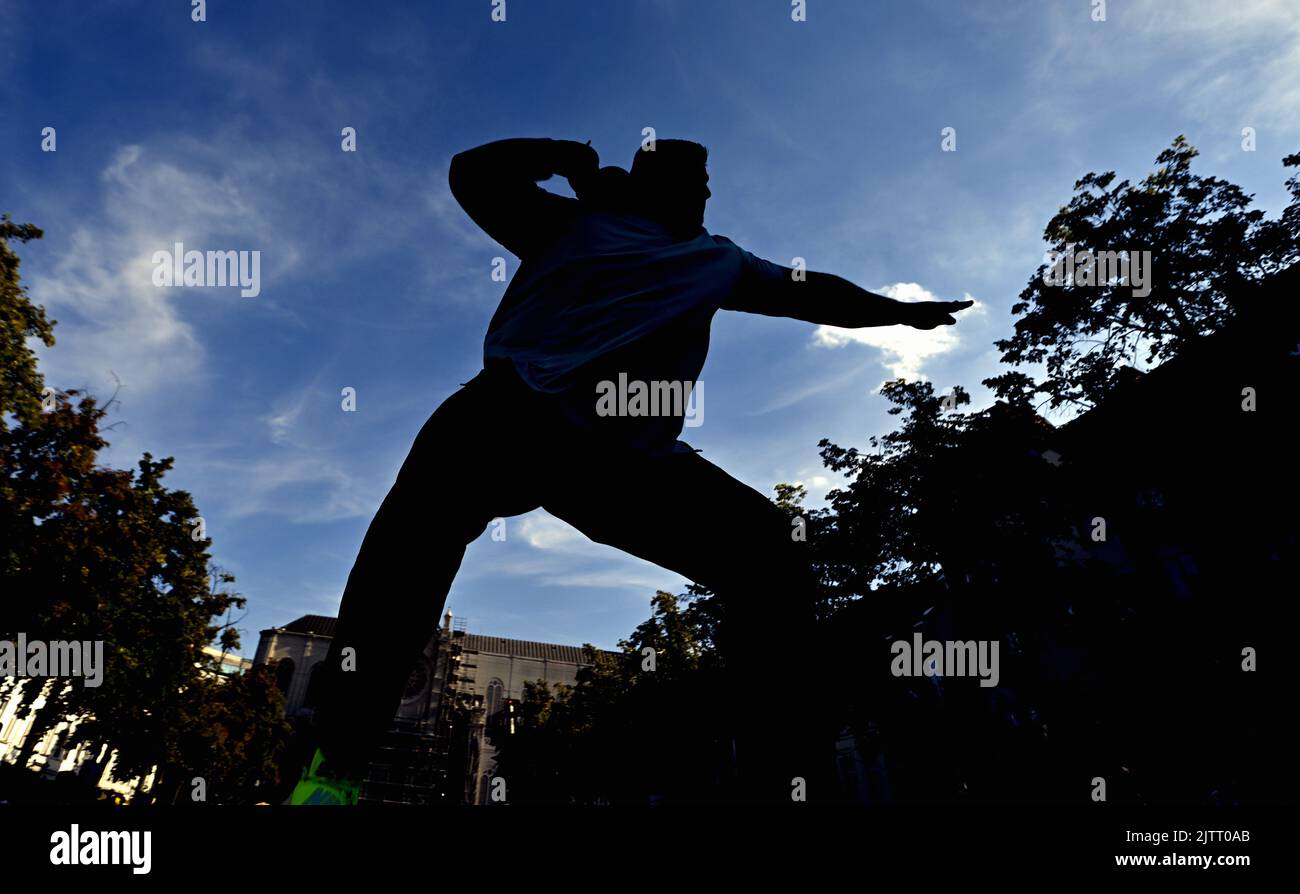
<box><xmin>629</xmin><ymin>139</ymin><xmax>710</xmax><ymax>237</ymax></box>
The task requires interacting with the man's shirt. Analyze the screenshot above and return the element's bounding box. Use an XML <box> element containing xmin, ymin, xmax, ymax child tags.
<box><xmin>485</xmin><ymin>211</ymin><xmax>787</xmax><ymax>453</ymax></box>
<box><xmin>450</xmin><ymin>138</ymin><xmax>789</xmax><ymax>453</ymax></box>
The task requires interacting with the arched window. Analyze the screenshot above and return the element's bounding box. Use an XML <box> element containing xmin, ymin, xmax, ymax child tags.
<box><xmin>485</xmin><ymin>679</ymin><xmax>505</xmax><ymax>719</ymax></box>
<box><xmin>274</xmin><ymin>658</ymin><xmax>296</xmax><ymax>694</ymax></box>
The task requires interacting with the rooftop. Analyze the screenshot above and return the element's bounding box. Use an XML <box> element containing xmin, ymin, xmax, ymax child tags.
<box><xmin>272</xmin><ymin>615</ymin><xmax>611</xmax><ymax>664</ymax></box>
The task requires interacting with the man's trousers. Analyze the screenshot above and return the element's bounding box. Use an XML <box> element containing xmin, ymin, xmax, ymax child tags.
<box><xmin>309</xmin><ymin>359</ymin><xmax>839</xmax><ymax>804</ymax></box>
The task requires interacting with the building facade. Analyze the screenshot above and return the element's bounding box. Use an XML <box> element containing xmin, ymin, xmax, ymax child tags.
<box><xmin>255</xmin><ymin>611</ymin><xmax>602</xmax><ymax>805</ymax></box>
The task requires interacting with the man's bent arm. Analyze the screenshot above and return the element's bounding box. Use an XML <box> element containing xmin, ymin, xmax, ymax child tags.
<box><xmin>448</xmin><ymin>137</ymin><xmax>598</xmax><ymax>260</ymax></box>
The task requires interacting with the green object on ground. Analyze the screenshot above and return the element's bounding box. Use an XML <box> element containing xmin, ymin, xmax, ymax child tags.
<box><xmin>286</xmin><ymin>748</ymin><xmax>361</xmax><ymax>806</ymax></box>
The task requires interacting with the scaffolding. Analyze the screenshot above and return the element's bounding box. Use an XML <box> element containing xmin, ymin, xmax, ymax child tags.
<box><xmin>358</xmin><ymin>618</ymin><xmax>484</xmax><ymax>805</ymax></box>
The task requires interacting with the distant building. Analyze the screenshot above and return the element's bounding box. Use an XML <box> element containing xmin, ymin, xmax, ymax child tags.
<box><xmin>205</xmin><ymin>645</ymin><xmax>253</xmax><ymax>677</ymax></box>
<box><xmin>0</xmin><ymin>644</ymin><xmax>250</xmax><ymax>802</ymax></box>
<box><xmin>254</xmin><ymin>611</ymin><xmax>607</xmax><ymax>804</ymax></box>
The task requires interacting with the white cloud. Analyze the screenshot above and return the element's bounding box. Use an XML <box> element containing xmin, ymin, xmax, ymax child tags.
<box><xmin>30</xmin><ymin>144</ymin><xmax>298</xmax><ymax>398</ymax></box>
<box><xmin>494</xmin><ymin>512</ymin><xmax>686</xmax><ymax>593</ymax></box>
<box><xmin>793</xmin><ymin>473</ymin><xmax>836</xmax><ymax>504</ymax></box>
<box><xmin>518</xmin><ymin>514</ymin><xmax>590</xmax><ymax>551</ymax></box>
<box><xmin>811</xmin><ymin>283</ymin><xmax>981</xmax><ymax>383</ymax></box>
<box><xmin>35</xmin><ymin>223</ymin><xmax>206</xmax><ymax>394</ymax></box>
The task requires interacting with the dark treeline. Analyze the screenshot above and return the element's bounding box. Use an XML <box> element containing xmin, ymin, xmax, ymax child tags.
<box><xmin>491</xmin><ymin>138</ymin><xmax>1300</xmax><ymax>805</ymax></box>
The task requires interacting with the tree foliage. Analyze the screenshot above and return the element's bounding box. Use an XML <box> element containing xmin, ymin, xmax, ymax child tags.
<box><xmin>489</xmin><ymin>590</ymin><xmax>726</xmax><ymax>804</ymax></box>
<box><xmin>985</xmin><ymin>137</ymin><xmax>1300</xmax><ymax>412</ymax></box>
<box><xmin>487</xmin><ymin>137</ymin><xmax>1299</xmax><ymax>804</ymax></box>
<box><xmin>0</xmin><ymin>217</ymin><xmax>288</xmax><ymax>803</ymax></box>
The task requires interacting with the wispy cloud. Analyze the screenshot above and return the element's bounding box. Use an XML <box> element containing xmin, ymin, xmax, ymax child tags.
<box><xmin>30</xmin><ymin>144</ymin><xmax>299</xmax><ymax>398</ymax></box>
<box><xmin>749</xmin><ymin>357</ymin><xmax>878</xmax><ymax>415</ymax></box>
<box><xmin>518</xmin><ymin>514</ymin><xmax>590</xmax><ymax>552</ymax></box>
<box><xmin>484</xmin><ymin>513</ymin><xmax>687</xmax><ymax>593</ymax></box>
<box><xmin>1037</xmin><ymin>0</ymin><xmax>1300</xmax><ymax>130</ymax></box>
<box><xmin>203</xmin><ymin>453</ymin><xmax>380</xmax><ymax>524</ymax></box>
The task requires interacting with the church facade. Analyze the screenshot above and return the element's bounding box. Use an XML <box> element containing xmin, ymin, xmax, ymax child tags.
<box><xmin>254</xmin><ymin>611</ymin><xmax>600</xmax><ymax>804</ymax></box>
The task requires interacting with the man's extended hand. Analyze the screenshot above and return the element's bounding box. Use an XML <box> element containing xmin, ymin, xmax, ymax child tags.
<box><xmin>897</xmin><ymin>299</ymin><xmax>975</xmax><ymax>329</ymax></box>
<box><xmin>723</xmin><ymin>270</ymin><xmax>976</xmax><ymax>330</ymax></box>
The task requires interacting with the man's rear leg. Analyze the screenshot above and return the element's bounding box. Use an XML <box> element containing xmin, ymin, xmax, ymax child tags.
<box><xmin>541</xmin><ymin>446</ymin><xmax>841</xmax><ymax>804</ymax></box>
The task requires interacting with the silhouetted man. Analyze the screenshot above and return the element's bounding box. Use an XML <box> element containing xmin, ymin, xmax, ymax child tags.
<box><xmin>293</xmin><ymin>136</ymin><xmax>973</xmax><ymax>805</ymax></box>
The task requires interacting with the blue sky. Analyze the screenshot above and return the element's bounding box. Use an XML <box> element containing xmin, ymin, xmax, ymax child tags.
<box><xmin>2</xmin><ymin>0</ymin><xmax>1297</xmax><ymax>655</ymax></box>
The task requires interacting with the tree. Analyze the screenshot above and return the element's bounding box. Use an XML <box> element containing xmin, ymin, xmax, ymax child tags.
<box><xmin>0</xmin><ymin>217</ymin><xmax>288</xmax><ymax>802</ymax></box>
<box><xmin>161</xmin><ymin>662</ymin><xmax>293</xmax><ymax>805</ymax></box>
<box><xmin>489</xmin><ymin>590</ymin><xmax>726</xmax><ymax>804</ymax></box>
<box><xmin>463</xmin><ymin>141</ymin><xmax>1300</xmax><ymax>805</ymax></box>
<box><xmin>815</xmin><ymin>380</ymin><xmax>974</xmax><ymax>595</ymax></box>
<box><xmin>984</xmin><ymin>137</ymin><xmax>1300</xmax><ymax>413</ymax></box>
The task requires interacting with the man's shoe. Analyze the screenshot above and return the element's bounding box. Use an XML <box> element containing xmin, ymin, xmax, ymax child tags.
<box><xmin>286</xmin><ymin>748</ymin><xmax>362</xmax><ymax>806</ymax></box>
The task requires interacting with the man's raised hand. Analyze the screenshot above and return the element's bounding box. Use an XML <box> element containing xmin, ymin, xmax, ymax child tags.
<box><xmin>560</xmin><ymin>139</ymin><xmax>600</xmax><ymax>194</ymax></box>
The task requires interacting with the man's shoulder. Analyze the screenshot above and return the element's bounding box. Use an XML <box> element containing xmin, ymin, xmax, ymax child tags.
<box><xmin>704</xmin><ymin>233</ymin><xmax>775</xmax><ymax>270</ymax></box>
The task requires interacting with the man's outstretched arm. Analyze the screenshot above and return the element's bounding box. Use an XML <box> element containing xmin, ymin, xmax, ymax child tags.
<box><xmin>723</xmin><ymin>266</ymin><xmax>974</xmax><ymax>329</ymax></box>
<box><xmin>448</xmin><ymin>137</ymin><xmax>599</xmax><ymax>260</ymax></box>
